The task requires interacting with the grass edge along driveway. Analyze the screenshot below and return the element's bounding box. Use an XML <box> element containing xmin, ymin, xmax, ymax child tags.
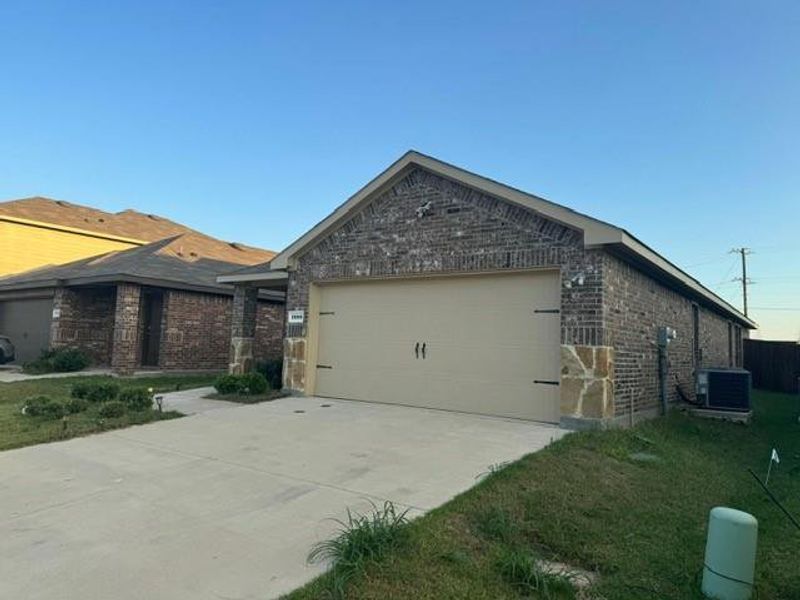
<box><xmin>0</xmin><ymin>373</ymin><xmax>217</xmax><ymax>452</ymax></box>
<box><xmin>287</xmin><ymin>390</ymin><xmax>800</xmax><ymax>600</ymax></box>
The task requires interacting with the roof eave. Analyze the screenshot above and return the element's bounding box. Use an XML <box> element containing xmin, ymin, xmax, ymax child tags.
<box><xmin>216</xmin><ymin>270</ymin><xmax>289</xmax><ymax>285</ymax></box>
<box><xmin>614</xmin><ymin>233</ymin><xmax>756</xmax><ymax>328</ymax></box>
<box><xmin>0</xmin><ymin>273</ymin><xmax>285</xmax><ymax>302</ymax></box>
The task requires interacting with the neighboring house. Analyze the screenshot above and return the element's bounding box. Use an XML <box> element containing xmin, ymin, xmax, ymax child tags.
<box><xmin>219</xmin><ymin>151</ymin><xmax>755</xmax><ymax>429</ymax></box>
<box><xmin>0</xmin><ymin>196</ymin><xmax>196</xmax><ymax>277</ymax></box>
<box><xmin>0</xmin><ymin>233</ymin><xmax>285</xmax><ymax>371</ymax></box>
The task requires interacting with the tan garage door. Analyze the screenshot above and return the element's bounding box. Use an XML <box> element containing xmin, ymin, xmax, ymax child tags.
<box><xmin>0</xmin><ymin>297</ymin><xmax>53</xmax><ymax>364</ymax></box>
<box><xmin>313</xmin><ymin>271</ymin><xmax>561</xmax><ymax>423</ymax></box>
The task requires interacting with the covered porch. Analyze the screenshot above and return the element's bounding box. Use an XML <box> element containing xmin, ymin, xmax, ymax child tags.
<box><xmin>220</xmin><ymin>269</ymin><xmax>290</xmax><ymax>376</ymax></box>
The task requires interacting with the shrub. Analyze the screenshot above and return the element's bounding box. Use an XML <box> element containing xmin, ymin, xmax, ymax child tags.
<box><xmin>23</xmin><ymin>396</ymin><xmax>65</xmax><ymax>419</ymax></box>
<box><xmin>308</xmin><ymin>501</ymin><xmax>410</xmax><ymax>598</ymax></box>
<box><xmin>98</xmin><ymin>401</ymin><xmax>126</xmax><ymax>418</ymax></box>
<box><xmin>256</xmin><ymin>359</ymin><xmax>283</xmax><ymax>390</ymax></box>
<box><xmin>23</xmin><ymin>348</ymin><xmax>90</xmax><ymax>374</ymax></box>
<box><xmin>50</xmin><ymin>348</ymin><xmax>91</xmax><ymax>372</ymax></box>
<box><xmin>65</xmin><ymin>398</ymin><xmax>89</xmax><ymax>414</ymax></box>
<box><xmin>119</xmin><ymin>388</ymin><xmax>152</xmax><ymax>411</ymax></box>
<box><xmin>214</xmin><ymin>374</ymin><xmax>242</xmax><ymax>395</ymax></box>
<box><xmin>239</xmin><ymin>372</ymin><xmax>269</xmax><ymax>395</ymax></box>
<box><xmin>85</xmin><ymin>381</ymin><xmax>120</xmax><ymax>403</ymax></box>
<box><xmin>215</xmin><ymin>372</ymin><xmax>270</xmax><ymax>396</ymax></box>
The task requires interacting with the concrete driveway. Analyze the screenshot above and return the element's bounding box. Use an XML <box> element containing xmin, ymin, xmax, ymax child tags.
<box><xmin>0</xmin><ymin>395</ymin><xmax>566</xmax><ymax>600</ymax></box>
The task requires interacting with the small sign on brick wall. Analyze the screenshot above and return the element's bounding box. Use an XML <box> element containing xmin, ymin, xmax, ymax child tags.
<box><xmin>287</xmin><ymin>310</ymin><xmax>305</xmax><ymax>325</ymax></box>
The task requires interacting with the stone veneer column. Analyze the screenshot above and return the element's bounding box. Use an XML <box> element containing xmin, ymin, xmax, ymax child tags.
<box><xmin>229</xmin><ymin>284</ymin><xmax>258</xmax><ymax>374</ymax></box>
<box><xmin>560</xmin><ymin>345</ymin><xmax>615</xmax><ymax>429</ymax></box>
<box><xmin>111</xmin><ymin>283</ymin><xmax>142</xmax><ymax>375</ymax></box>
<box><xmin>283</xmin><ymin>337</ymin><xmax>306</xmax><ymax>393</ymax></box>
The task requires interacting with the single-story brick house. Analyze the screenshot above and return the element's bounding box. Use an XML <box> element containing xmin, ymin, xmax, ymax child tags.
<box><xmin>0</xmin><ymin>233</ymin><xmax>285</xmax><ymax>372</ymax></box>
<box><xmin>219</xmin><ymin>151</ymin><xmax>755</xmax><ymax>429</ymax></box>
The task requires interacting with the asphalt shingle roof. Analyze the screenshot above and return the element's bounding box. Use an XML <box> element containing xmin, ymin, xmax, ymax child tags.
<box><xmin>0</xmin><ymin>196</ymin><xmax>196</xmax><ymax>241</ymax></box>
<box><xmin>0</xmin><ymin>233</ymin><xmax>277</xmax><ymax>294</ymax></box>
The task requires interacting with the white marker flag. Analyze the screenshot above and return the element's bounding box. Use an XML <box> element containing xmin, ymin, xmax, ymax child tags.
<box><xmin>766</xmin><ymin>448</ymin><xmax>781</xmax><ymax>486</ymax></box>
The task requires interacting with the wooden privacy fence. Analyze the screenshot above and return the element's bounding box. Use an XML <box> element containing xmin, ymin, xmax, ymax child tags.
<box><xmin>744</xmin><ymin>339</ymin><xmax>800</xmax><ymax>393</ymax></box>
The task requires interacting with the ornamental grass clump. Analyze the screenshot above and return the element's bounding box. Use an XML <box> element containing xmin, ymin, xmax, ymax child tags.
<box><xmin>308</xmin><ymin>501</ymin><xmax>410</xmax><ymax>599</ymax></box>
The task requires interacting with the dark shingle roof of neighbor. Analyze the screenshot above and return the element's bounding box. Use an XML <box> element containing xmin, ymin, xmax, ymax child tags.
<box><xmin>0</xmin><ymin>233</ymin><xmax>281</xmax><ymax>299</ymax></box>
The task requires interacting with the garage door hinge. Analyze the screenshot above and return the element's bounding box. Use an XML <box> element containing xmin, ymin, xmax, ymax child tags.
<box><xmin>534</xmin><ymin>308</ymin><xmax>560</xmax><ymax>314</ymax></box>
<box><xmin>534</xmin><ymin>379</ymin><xmax>560</xmax><ymax>386</ymax></box>
<box><xmin>316</xmin><ymin>364</ymin><xmax>333</xmax><ymax>369</ymax></box>
<box><xmin>319</xmin><ymin>311</ymin><xmax>335</xmax><ymax>316</ymax></box>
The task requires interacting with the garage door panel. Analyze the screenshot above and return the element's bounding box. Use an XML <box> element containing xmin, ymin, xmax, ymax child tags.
<box><xmin>424</xmin><ymin>342</ymin><xmax>560</xmax><ymax>381</ymax></box>
<box><xmin>423</xmin><ymin>378</ymin><xmax>559</xmax><ymax>422</ymax></box>
<box><xmin>314</xmin><ymin>271</ymin><xmax>561</xmax><ymax>423</ymax></box>
<box><xmin>0</xmin><ymin>298</ymin><xmax>53</xmax><ymax>363</ymax></box>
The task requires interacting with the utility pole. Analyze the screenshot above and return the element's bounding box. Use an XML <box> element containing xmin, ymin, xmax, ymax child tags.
<box><xmin>730</xmin><ymin>247</ymin><xmax>753</xmax><ymax>317</ymax></box>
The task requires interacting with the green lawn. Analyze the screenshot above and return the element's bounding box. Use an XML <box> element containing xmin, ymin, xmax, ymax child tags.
<box><xmin>288</xmin><ymin>390</ymin><xmax>800</xmax><ymax>599</ymax></box>
<box><xmin>0</xmin><ymin>373</ymin><xmax>217</xmax><ymax>451</ymax></box>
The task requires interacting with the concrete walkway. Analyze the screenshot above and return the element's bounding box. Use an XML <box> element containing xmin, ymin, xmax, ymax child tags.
<box><xmin>0</xmin><ymin>366</ymin><xmax>113</xmax><ymax>383</ymax></box>
<box><xmin>157</xmin><ymin>386</ymin><xmax>228</xmax><ymax>415</ymax></box>
<box><xmin>0</xmin><ymin>367</ymin><xmax>221</xmax><ymax>384</ymax></box>
<box><xmin>0</xmin><ymin>395</ymin><xmax>566</xmax><ymax>600</ymax></box>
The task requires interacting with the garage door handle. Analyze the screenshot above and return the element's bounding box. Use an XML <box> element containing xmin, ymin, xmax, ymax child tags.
<box><xmin>414</xmin><ymin>342</ymin><xmax>420</xmax><ymax>359</ymax></box>
<box><xmin>421</xmin><ymin>342</ymin><xmax>426</xmax><ymax>359</ymax></box>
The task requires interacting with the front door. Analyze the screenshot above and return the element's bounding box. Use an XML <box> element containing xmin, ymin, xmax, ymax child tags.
<box><xmin>140</xmin><ymin>290</ymin><xmax>163</xmax><ymax>367</ymax></box>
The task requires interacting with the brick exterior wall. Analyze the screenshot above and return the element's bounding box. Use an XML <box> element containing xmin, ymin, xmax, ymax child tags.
<box><xmin>604</xmin><ymin>253</ymin><xmax>742</xmax><ymax>419</ymax></box>
<box><xmin>47</xmin><ymin>283</ymin><xmax>283</xmax><ymax>373</ymax></box>
<box><xmin>254</xmin><ymin>301</ymin><xmax>285</xmax><ymax>363</ymax></box>
<box><xmin>110</xmin><ymin>283</ymin><xmax>142</xmax><ymax>374</ymax></box>
<box><xmin>160</xmin><ymin>289</ymin><xmax>283</xmax><ymax>371</ymax></box>
<box><xmin>282</xmin><ymin>166</ymin><xmax>746</xmax><ymax>426</ymax></box>
<box><xmin>50</xmin><ymin>286</ymin><xmax>116</xmax><ymax>364</ymax></box>
<box><xmin>160</xmin><ymin>291</ymin><xmax>231</xmax><ymax>370</ymax></box>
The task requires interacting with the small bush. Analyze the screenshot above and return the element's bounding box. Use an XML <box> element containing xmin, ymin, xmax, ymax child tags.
<box><xmin>256</xmin><ymin>358</ymin><xmax>283</xmax><ymax>390</ymax></box>
<box><xmin>85</xmin><ymin>381</ymin><xmax>120</xmax><ymax>403</ymax></box>
<box><xmin>98</xmin><ymin>401</ymin><xmax>126</xmax><ymax>418</ymax></box>
<box><xmin>239</xmin><ymin>372</ymin><xmax>269</xmax><ymax>395</ymax></box>
<box><xmin>308</xmin><ymin>501</ymin><xmax>410</xmax><ymax>598</ymax></box>
<box><xmin>214</xmin><ymin>373</ymin><xmax>270</xmax><ymax>395</ymax></box>
<box><xmin>23</xmin><ymin>396</ymin><xmax>65</xmax><ymax>419</ymax></box>
<box><xmin>65</xmin><ymin>398</ymin><xmax>90</xmax><ymax>414</ymax></box>
<box><xmin>214</xmin><ymin>374</ymin><xmax>242</xmax><ymax>395</ymax></box>
<box><xmin>23</xmin><ymin>347</ymin><xmax>90</xmax><ymax>374</ymax></box>
<box><xmin>496</xmin><ymin>549</ymin><xmax>576</xmax><ymax>599</ymax></box>
<box><xmin>119</xmin><ymin>388</ymin><xmax>152</xmax><ymax>411</ymax></box>
<box><xmin>51</xmin><ymin>348</ymin><xmax>91</xmax><ymax>372</ymax></box>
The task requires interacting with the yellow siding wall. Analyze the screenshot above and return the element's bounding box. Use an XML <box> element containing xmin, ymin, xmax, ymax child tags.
<box><xmin>0</xmin><ymin>221</ymin><xmax>140</xmax><ymax>277</ymax></box>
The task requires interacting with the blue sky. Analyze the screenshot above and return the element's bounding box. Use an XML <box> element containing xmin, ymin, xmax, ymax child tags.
<box><xmin>1</xmin><ymin>1</ymin><xmax>798</xmax><ymax>339</ymax></box>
